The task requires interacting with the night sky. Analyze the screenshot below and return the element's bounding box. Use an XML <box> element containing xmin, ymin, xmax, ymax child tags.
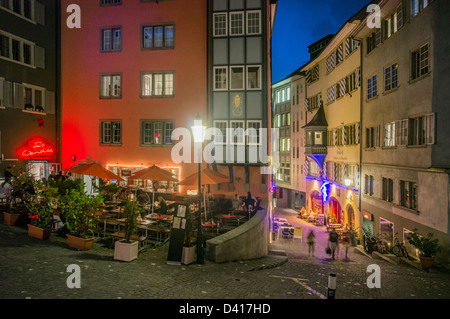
<box><xmin>271</xmin><ymin>0</ymin><xmax>370</xmax><ymax>83</ymax></box>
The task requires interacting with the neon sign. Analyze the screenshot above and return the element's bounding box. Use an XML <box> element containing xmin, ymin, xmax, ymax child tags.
<box><xmin>16</xmin><ymin>137</ymin><xmax>55</xmax><ymax>160</ymax></box>
<box><xmin>320</xmin><ymin>181</ymin><xmax>331</xmax><ymax>203</ymax></box>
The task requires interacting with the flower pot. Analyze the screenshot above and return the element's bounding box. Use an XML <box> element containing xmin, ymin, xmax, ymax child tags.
<box><xmin>419</xmin><ymin>256</ymin><xmax>435</xmax><ymax>272</ymax></box>
<box><xmin>114</xmin><ymin>240</ymin><xmax>139</xmax><ymax>262</ymax></box>
<box><xmin>3</xmin><ymin>211</ymin><xmax>22</xmax><ymax>226</ymax></box>
<box><xmin>67</xmin><ymin>234</ymin><xmax>94</xmax><ymax>251</ymax></box>
<box><xmin>27</xmin><ymin>224</ymin><xmax>52</xmax><ymax>240</ymax></box>
<box><xmin>181</xmin><ymin>245</ymin><xmax>196</xmax><ymax>265</ymax></box>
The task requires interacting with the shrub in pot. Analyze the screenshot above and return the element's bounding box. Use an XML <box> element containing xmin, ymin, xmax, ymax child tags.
<box><xmin>26</xmin><ymin>183</ymin><xmax>58</xmax><ymax>240</ymax></box>
<box><xmin>114</xmin><ymin>200</ymin><xmax>142</xmax><ymax>262</ymax></box>
<box><xmin>59</xmin><ymin>189</ymin><xmax>103</xmax><ymax>250</ymax></box>
<box><xmin>407</xmin><ymin>229</ymin><xmax>440</xmax><ymax>272</ymax></box>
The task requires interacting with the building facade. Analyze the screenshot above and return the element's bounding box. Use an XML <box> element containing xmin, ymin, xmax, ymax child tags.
<box><xmin>300</xmin><ymin>9</ymin><xmax>365</xmax><ymax>230</ymax></box>
<box><xmin>60</xmin><ymin>0</ymin><xmax>276</xmax><ymax>198</ymax></box>
<box><xmin>0</xmin><ymin>0</ymin><xmax>59</xmax><ymax>179</ymax></box>
<box><xmin>272</xmin><ymin>69</ymin><xmax>306</xmax><ymax>209</ymax></box>
<box><xmin>352</xmin><ymin>0</ymin><xmax>450</xmax><ymax>262</ymax></box>
<box><xmin>207</xmin><ymin>0</ymin><xmax>276</xmax><ymax>198</ymax></box>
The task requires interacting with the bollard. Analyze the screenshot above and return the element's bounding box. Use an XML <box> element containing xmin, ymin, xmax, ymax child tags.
<box><xmin>327</xmin><ymin>273</ymin><xmax>337</xmax><ymax>299</ymax></box>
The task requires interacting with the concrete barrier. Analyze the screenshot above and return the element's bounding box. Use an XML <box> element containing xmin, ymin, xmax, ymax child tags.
<box><xmin>205</xmin><ymin>201</ymin><xmax>270</xmax><ymax>263</ymax></box>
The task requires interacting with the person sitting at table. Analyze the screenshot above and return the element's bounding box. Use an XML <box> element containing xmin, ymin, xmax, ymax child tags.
<box><xmin>244</xmin><ymin>192</ymin><xmax>256</xmax><ymax>212</ymax></box>
<box><xmin>232</xmin><ymin>194</ymin><xmax>241</xmax><ymax>210</ymax></box>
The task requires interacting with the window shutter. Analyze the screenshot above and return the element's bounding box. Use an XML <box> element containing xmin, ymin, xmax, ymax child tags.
<box><xmin>395</xmin><ymin>120</ymin><xmax>402</xmax><ymax>145</ymax></box>
<box><xmin>0</xmin><ymin>78</ymin><xmax>3</xmax><ymax>106</ymax></box>
<box><xmin>34</xmin><ymin>46</ymin><xmax>45</xmax><ymax>69</ymax></box>
<box><xmin>2</xmin><ymin>80</ymin><xmax>13</xmax><ymax>108</ymax></box>
<box><xmin>342</xmin><ymin>126</ymin><xmax>347</xmax><ymax>145</ymax></box>
<box><xmin>13</xmin><ymin>83</ymin><xmax>24</xmax><ymax>109</ymax></box>
<box><xmin>35</xmin><ymin>1</ymin><xmax>45</xmax><ymax>25</ymax></box>
<box><xmin>425</xmin><ymin>113</ymin><xmax>435</xmax><ymax>144</ymax></box>
<box><xmin>45</xmin><ymin>90</ymin><xmax>55</xmax><ymax>114</ymax></box>
<box><xmin>355</xmin><ymin>122</ymin><xmax>360</xmax><ymax>145</ymax></box>
<box><xmin>375</xmin><ymin>125</ymin><xmax>380</xmax><ymax>147</ymax></box>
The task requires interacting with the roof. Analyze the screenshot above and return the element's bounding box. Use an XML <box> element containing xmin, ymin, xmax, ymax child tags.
<box><xmin>302</xmin><ymin>103</ymin><xmax>328</xmax><ymax>128</ymax></box>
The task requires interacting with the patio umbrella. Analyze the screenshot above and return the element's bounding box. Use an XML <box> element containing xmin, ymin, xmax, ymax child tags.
<box><xmin>179</xmin><ymin>167</ymin><xmax>229</xmax><ymax>220</ymax></box>
<box><xmin>128</xmin><ymin>165</ymin><xmax>179</xmax><ymax>213</ymax></box>
<box><xmin>63</xmin><ymin>162</ymin><xmax>125</xmax><ymax>182</ymax></box>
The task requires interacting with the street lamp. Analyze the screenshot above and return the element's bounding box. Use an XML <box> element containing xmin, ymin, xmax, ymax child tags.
<box><xmin>191</xmin><ymin>113</ymin><xmax>206</xmax><ymax>264</ymax></box>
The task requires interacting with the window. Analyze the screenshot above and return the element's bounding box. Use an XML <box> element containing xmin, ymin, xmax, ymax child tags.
<box><xmin>411</xmin><ymin>0</ymin><xmax>429</xmax><ymax>18</ymax></box>
<box><xmin>230</xmin><ymin>12</ymin><xmax>244</xmax><ymax>36</ymax></box>
<box><xmin>382</xmin><ymin>178</ymin><xmax>394</xmax><ymax>202</ymax></box>
<box><xmin>367</xmin><ymin>75</ymin><xmax>377</xmax><ymax>99</ymax></box>
<box><xmin>230</xmin><ymin>66</ymin><xmax>244</xmax><ymax>90</ymax></box>
<box><xmin>307</xmin><ymin>94</ymin><xmax>320</xmax><ymax>111</ymax></box>
<box><xmin>384</xmin><ymin>122</ymin><xmax>396</xmax><ymax>147</ymax></box>
<box><xmin>364</xmin><ymin>175</ymin><xmax>374</xmax><ymax>195</ymax></box>
<box><xmin>100</xmin><ymin>73</ymin><xmax>121</xmax><ymax>98</ymax></box>
<box><xmin>141</xmin><ymin>120</ymin><xmax>174</xmax><ymax>145</ymax></box>
<box><xmin>229</xmin><ymin>121</ymin><xmax>245</xmax><ymax>145</ymax></box>
<box><xmin>400</xmin><ymin>180</ymin><xmax>418</xmax><ymax>210</ymax></box>
<box><xmin>367</xmin><ymin>28</ymin><xmax>382</xmax><ymax>54</ymax></box>
<box><xmin>142</xmin><ymin>24</ymin><xmax>175</xmax><ymax>49</ymax></box>
<box><xmin>366</xmin><ymin>126</ymin><xmax>379</xmax><ymax>148</ymax></box>
<box><xmin>395</xmin><ymin>119</ymin><xmax>408</xmax><ymax>145</ymax></box>
<box><xmin>411</xmin><ymin>43</ymin><xmax>429</xmax><ymax>80</ymax></box>
<box><xmin>247</xmin><ymin>65</ymin><xmax>261</xmax><ymax>90</ymax></box>
<box><xmin>345</xmin><ymin>124</ymin><xmax>356</xmax><ymax>145</ymax></box>
<box><xmin>101</xmin><ymin>27</ymin><xmax>121</xmax><ymax>52</ymax></box>
<box><xmin>141</xmin><ymin>71</ymin><xmax>175</xmax><ymax>97</ymax></box>
<box><xmin>384</xmin><ymin>63</ymin><xmax>398</xmax><ymax>91</ymax></box>
<box><xmin>101</xmin><ymin>120</ymin><xmax>121</xmax><ymax>145</ymax></box>
<box><xmin>246</xmin><ymin>10</ymin><xmax>261</xmax><ymax>35</ymax></box>
<box><xmin>1</xmin><ymin>0</ymin><xmax>35</xmax><ymax>20</ymax></box>
<box><xmin>408</xmin><ymin>114</ymin><xmax>434</xmax><ymax>145</ymax></box>
<box><xmin>0</xmin><ymin>34</ymin><xmax>9</xmax><ymax>58</ymax></box>
<box><xmin>100</xmin><ymin>0</ymin><xmax>122</xmax><ymax>6</ymax></box>
<box><xmin>23</xmin><ymin>84</ymin><xmax>45</xmax><ymax>112</ymax></box>
<box><xmin>247</xmin><ymin>120</ymin><xmax>261</xmax><ymax>145</ymax></box>
<box><xmin>214</xmin><ymin>121</ymin><xmax>227</xmax><ymax>144</ymax></box>
<box><xmin>213</xmin><ymin>67</ymin><xmax>227</xmax><ymax>90</ymax></box>
<box><xmin>213</xmin><ymin>13</ymin><xmax>227</xmax><ymax>37</ymax></box>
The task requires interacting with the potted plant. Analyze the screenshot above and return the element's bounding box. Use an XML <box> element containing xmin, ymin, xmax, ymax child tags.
<box><xmin>60</xmin><ymin>189</ymin><xmax>103</xmax><ymax>251</ymax></box>
<box><xmin>407</xmin><ymin>229</ymin><xmax>440</xmax><ymax>272</ymax></box>
<box><xmin>181</xmin><ymin>201</ymin><xmax>196</xmax><ymax>265</ymax></box>
<box><xmin>114</xmin><ymin>200</ymin><xmax>141</xmax><ymax>262</ymax></box>
<box><xmin>26</xmin><ymin>182</ymin><xmax>58</xmax><ymax>240</ymax></box>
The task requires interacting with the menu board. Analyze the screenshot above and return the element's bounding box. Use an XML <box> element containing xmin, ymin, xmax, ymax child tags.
<box><xmin>166</xmin><ymin>204</ymin><xmax>186</xmax><ymax>265</ymax></box>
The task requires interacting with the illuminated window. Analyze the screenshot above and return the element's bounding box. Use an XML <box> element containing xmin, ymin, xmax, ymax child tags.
<box><xmin>100</xmin><ymin>73</ymin><xmax>121</xmax><ymax>98</ymax></box>
<box><xmin>140</xmin><ymin>71</ymin><xmax>175</xmax><ymax>97</ymax></box>
<box><xmin>400</xmin><ymin>180</ymin><xmax>417</xmax><ymax>210</ymax></box>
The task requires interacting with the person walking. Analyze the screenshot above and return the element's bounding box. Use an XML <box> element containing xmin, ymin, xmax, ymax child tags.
<box><xmin>328</xmin><ymin>228</ymin><xmax>339</xmax><ymax>260</ymax></box>
<box><xmin>307</xmin><ymin>230</ymin><xmax>315</xmax><ymax>257</ymax></box>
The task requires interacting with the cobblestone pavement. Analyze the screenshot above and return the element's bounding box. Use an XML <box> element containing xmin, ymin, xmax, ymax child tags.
<box><xmin>1</xmin><ymin>207</ymin><xmax>449</xmax><ymax>306</ymax></box>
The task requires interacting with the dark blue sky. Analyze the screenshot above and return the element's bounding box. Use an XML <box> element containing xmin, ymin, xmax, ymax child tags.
<box><xmin>271</xmin><ymin>0</ymin><xmax>369</xmax><ymax>83</ymax></box>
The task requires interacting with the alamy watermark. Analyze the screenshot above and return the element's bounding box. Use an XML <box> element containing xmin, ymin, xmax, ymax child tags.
<box><xmin>367</xmin><ymin>4</ymin><xmax>381</xmax><ymax>29</ymax></box>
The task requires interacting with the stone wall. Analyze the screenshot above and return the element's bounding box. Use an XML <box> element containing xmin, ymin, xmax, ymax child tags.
<box><xmin>205</xmin><ymin>201</ymin><xmax>270</xmax><ymax>263</ymax></box>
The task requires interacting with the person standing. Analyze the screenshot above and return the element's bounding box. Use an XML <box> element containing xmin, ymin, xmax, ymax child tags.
<box><xmin>307</xmin><ymin>230</ymin><xmax>315</xmax><ymax>257</ymax></box>
<box><xmin>328</xmin><ymin>228</ymin><xmax>339</xmax><ymax>260</ymax></box>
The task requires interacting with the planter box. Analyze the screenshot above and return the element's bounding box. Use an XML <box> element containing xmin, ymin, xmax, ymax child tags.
<box><xmin>419</xmin><ymin>256</ymin><xmax>435</xmax><ymax>272</ymax></box>
<box><xmin>114</xmin><ymin>240</ymin><xmax>139</xmax><ymax>262</ymax></box>
<box><xmin>181</xmin><ymin>246</ymin><xmax>196</xmax><ymax>265</ymax></box>
<box><xmin>3</xmin><ymin>211</ymin><xmax>23</xmax><ymax>226</ymax></box>
<box><xmin>27</xmin><ymin>224</ymin><xmax>52</xmax><ymax>240</ymax></box>
<box><xmin>67</xmin><ymin>234</ymin><xmax>94</xmax><ymax>251</ymax></box>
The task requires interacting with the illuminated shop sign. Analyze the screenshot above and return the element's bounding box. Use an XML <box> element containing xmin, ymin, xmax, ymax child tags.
<box><xmin>16</xmin><ymin>137</ymin><xmax>55</xmax><ymax>160</ymax></box>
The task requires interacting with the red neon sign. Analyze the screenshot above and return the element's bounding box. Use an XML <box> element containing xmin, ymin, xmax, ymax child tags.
<box><xmin>16</xmin><ymin>137</ymin><xmax>55</xmax><ymax>160</ymax></box>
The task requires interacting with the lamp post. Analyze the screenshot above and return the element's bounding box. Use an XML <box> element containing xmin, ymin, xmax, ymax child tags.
<box><xmin>191</xmin><ymin>113</ymin><xmax>206</xmax><ymax>264</ymax></box>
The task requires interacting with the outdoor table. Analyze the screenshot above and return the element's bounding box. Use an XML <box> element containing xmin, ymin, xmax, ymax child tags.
<box><xmin>217</xmin><ymin>214</ymin><xmax>245</xmax><ymax>226</ymax></box>
<box><xmin>202</xmin><ymin>221</ymin><xmax>218</xmax><ymax>235</ymax></box>
<box><xmin>278</xmin><ymin>225</ymin><xmax>294</xmax><ymax>239</ymax></box>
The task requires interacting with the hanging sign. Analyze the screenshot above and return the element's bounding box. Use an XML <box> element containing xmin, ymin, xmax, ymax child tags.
<box><xmin>16</xmin><ymin>137</ymin><xmax>55</xmax><ymax>160</ymax></box>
